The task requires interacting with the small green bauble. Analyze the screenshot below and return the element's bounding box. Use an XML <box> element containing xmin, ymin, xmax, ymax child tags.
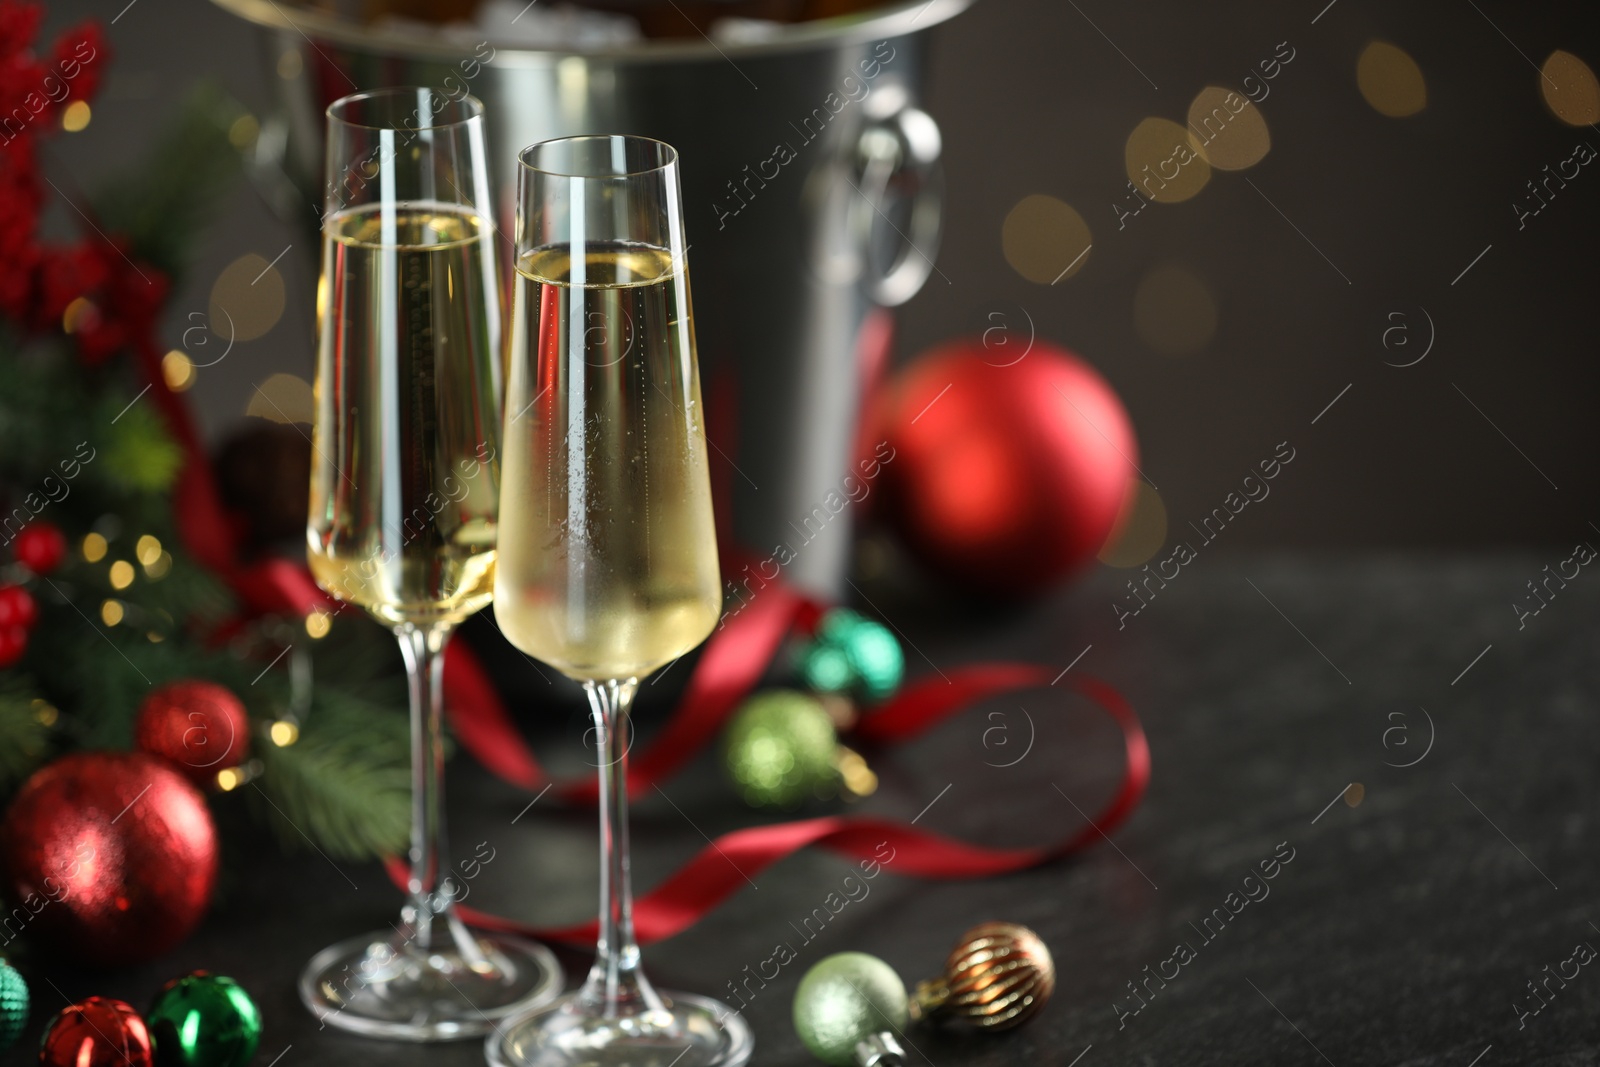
<box><xmin>0</xmin><ymin>959</ymin><xmax>27</xmax><ymax>1052</ymax></box>
<box><xmin>799</xmin><ymin>642</ymin><xmax>855</xmax><ymax>694</ymax></box>
<box><xmin>723</xmin><ymin>690</ymin><xmax>839</xmax><ymax>808</ymax></box>
<box><xmin>147</xmin><ymin>972</ymin><xmax>261</xmax><ymax>1067</ymax></box>
<box><xmin>793</xmin><ymin>952</ymin><xmax>909</xmax><ymax>1067</ymax></box>
<box><xmin>840</xmin><ymin>618</ymin><xmax>903</xmax><ymax>703</ymax></box>
<box><xmin>801</xmin><ymin>610</ymin><xmax>905</xmax><ymax>704</ymax></box>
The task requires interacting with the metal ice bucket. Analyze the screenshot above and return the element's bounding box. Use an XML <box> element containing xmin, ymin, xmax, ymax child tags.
<box><xmin>210</xmin><ymin>0</ymin><xmax>968</xmax><ymax>597</ymax></box>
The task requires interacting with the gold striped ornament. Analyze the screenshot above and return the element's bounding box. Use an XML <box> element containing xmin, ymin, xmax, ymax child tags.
<box><xmin>910</xmin><ymin>922</ymin><xmax>1055</xmax><ymax>1030</ymax></box>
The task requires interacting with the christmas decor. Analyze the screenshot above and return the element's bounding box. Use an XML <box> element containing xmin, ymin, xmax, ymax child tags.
<box><xmin>909</xmin><ymin>922</ymin><xmax>1055</xmax><ymax>1030</ymax></box>
<box><xmin>874</xmin><ymin>339</ymin><xmax>1138</xmax><ymax>597</ymax></box>
<box><xmin>799</xmin><ymin>608</ymin><xmax>903</xmax><ymax>704</ymax></box>
<box><xmin>135</xmin><ymin>681</ymin><xmax>250</xmax><ymax>786</ymax></box>
<box><xmin>723</xmin><ymin>690</ymin><xmax>839</xmax><ymax>808</ymax></box>
<box><xmin>0</xmin><ymin>585</ymin><xmax>37</xmax><ymax>628</ymax></box>
<box><xmin>12</xmin><ymin>522</ymin><xmax>66</xmax><ymax>574</ymax></box>
<box><xmin>1</xmin><ymin>753</ymin><xmax>217</xmax><ymax>967</ymax></box>
<box><xmin>793</xmin><ymin>952</ymin><xmax>909</xmax><ymax>1067</ymax></box>
<box><xmin>146</xmin><ymin>972</ymin><xmax>261</xmax><ymax>1067</ymax></box>
<box><xmin>0</xmin><ymin>0</ymin><xmax>415</xmax><ymax>943</ymax></box>
<box><xmin>0</xmin><ymin>958</ymin><xmax>27</xmax><ymax>1053</ymax></box>
<box><xmin>39</xmin><ymin>997</ymin><xmax>153</xmax><ymax>1067</ymax></box>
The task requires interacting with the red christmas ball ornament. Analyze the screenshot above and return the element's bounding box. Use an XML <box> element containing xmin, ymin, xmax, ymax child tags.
<box><xmin>0</xmin><ymin>753</ymin><xmax>218</xmax><ymax>967</ymax></box>
<box><xmin>0</xmin><ymin>626</ymin><xmax>25</xmax><ymax>668</ymax></box>
<box><xmin>135</xmin><ymin>680</ymin><xmax>251</xmax><ymax>786</ymax></box>
<box><xmin>12</xmin><ymin>522</ymin><xmax>66</xmax><ymax>574</ymax></box>
<box><xmin>0</xmin><ymin>584</ymin><xmax>36</xmax><ymax>628</ymax></box>
<box><xmin>875</xmin><ymin>339</ymin><xmax>1138</xmax><ymax>597</ymax></box>
<box><xmin>40</xmin><ymin>997</ymin><xmax>153</xmax><ymax>1067</ymax></box>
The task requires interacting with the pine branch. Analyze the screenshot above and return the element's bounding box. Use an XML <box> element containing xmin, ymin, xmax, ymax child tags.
<box><xmin>0</xmin><ymin>675</ymin><xmax>51</xmax><ymax>790</ymax></box>
<box><xmin>250</xmin><ymin>684</ymin><xmax>412</xmax><ymax>861</ymax></box>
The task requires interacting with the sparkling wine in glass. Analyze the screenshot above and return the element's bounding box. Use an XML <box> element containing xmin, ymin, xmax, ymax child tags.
<box><xmin>487</xmin><ymin>135</ymin><xmax>750</xmax><ymax>1067</ymax></box>
<box><xmin>301</xmin><ymin>86</ymin><xmax>562</xmax><ymax>1042</ymax></box>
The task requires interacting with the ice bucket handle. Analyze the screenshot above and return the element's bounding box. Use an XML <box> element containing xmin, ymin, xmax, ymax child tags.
<box><xmin>854</xmin><ymin>102</ymin><xmax>943</xmax><ymax>307</ymax></box>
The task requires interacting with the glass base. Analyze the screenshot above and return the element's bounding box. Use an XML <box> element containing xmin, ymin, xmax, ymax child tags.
<box><xmin>486</xmin><ymin>989</ymin><xmax>753</xmax><ymax>1067</ymax></box>
<box><xmin>300</xmin><ymin>928</ymin><xmax>564</xmax><ymax>1041</ymax></box>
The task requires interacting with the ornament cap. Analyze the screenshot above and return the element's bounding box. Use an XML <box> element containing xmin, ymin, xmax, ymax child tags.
<box><xmin>854</xmin><ymin>1031</ymin><xmax>906</xmax><ymax>1067</ymax></box>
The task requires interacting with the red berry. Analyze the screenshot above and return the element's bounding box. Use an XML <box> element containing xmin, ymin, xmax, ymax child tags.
<box><xmin>0</xmin><ymin>625</ymin><xmax>27</xmax><ymax>667</ymax></box>
<box><xmin>0</xmin><ymin>585</ymin><xmax>36</xmax><ymax>628</ymax></box>
<box><xmin>13</xmin><ymin>522</ymin><xmax>66</xmax><ymax>574</ymax></box>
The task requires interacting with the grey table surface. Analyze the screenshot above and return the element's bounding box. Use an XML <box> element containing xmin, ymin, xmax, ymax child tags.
<box><xmin>8</xmin><ymin>553</ymin><xmax>1597</xmax><ymax>1066</ymax></box>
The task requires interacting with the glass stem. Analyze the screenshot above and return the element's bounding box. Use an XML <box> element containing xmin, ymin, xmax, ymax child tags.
<box><xmin>581</xmin><ymin>677</ymin><xmax>661</xmax><ymax>1016</ymax></box>
<box><xmin>395</xmin><ymin>623</ymin><xmax>481</xmax><ymax>962</ymax></box>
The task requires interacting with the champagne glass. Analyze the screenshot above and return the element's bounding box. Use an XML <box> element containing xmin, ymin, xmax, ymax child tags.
<box><xmin>302</xmin><ymin>87</ymin><xmax>562</xmax><ymax>1041</ymax></box>
<box><xmin>487</xmin><ymin>135</ymin><xmax>751</xmax><ymax>1067</ymax></box>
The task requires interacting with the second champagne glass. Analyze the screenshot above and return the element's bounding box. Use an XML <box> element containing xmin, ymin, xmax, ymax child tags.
<box><xmin>302</xmin><ymin>87</ymin><xmax>562</xmax><ymax>1041</ymax></box>
<box><xmin>488</xmin><ymin>135</ymin><xmax>752</xmax><ymax>1067</ymax></box>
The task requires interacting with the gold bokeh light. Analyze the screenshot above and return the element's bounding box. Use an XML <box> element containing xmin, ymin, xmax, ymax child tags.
<box><xmin>210</xmin><ymin>253</ymin><xmax>287</xmax><ymax>343</ymax></box>
<box><xmin>246</xmin><ymin>373</ymin><xmax>315</xmax><ymax>424</ymax></box>
<box><xmin>1187</xmin><ymin>87</ymin><xmax>1270</xmax><ymax>171</ymax></box>
<box><xmin>62</xmin><ymin>101</ymin><xmax>90</xmax><ymax>133</ymax></box>
<box><xmin>1134</xmin><ymin>262</ymin><xmax>1219</xmax><ymax>357</ymax></box>
<box><xmin>1125</xmin><ymin>117</ymin><xmax>1211</xmax><ymax>204</ymax></box>
<box><xmin>82</xmin><ymin>532</ymin><xmax>107</xmax><ymax>563</ymax></box>
<box><xmin>1001</xmin><ymin>195</ymin><xmax>1093</xmax><ymax>284</ymax></box>
<box><xmin>162</xmin><ymin>350</ymin><xmax>195</xmax><ymax>392</ymax></box>
<box><xmin>1358</xmin><ymin>41</ymin><xmax>1427</xmax><ymax>118</ymax></box>
<box><xmin>109</xmin><ymin>560</ymin><xmax>135</xmax><ymax>590</ymax></box>
<box><xmin>100</xmin><ymin>599</ymin><xmax>123</xmax><ymax>626</ymax></box>
<box><xmin>1099</xmin><ymin>483</ymin><xmax>1168</xmax><ymax>569</ymax></box>
<box><xmin>1541</xmin><ymin>50</ymin><xmax>1600</xmax><ymax>126</ymax></box>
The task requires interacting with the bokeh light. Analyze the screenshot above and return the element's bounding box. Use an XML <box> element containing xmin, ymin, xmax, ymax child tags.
<box><xmin>1540</xmin><ymin>50</ymin><xmax>1600</xmax><ymax>126</ymax></box>
<box><xmin>210</xmin><ymin>253</ymin><xmax>287</xmax><ymax>343</ymax></box>
<box><xmin>1358</xmin><ymin>41</ymin><xmax>1427</xmax><ymax>118</ymax></box>
<box><xmin>270</xmin><ymin>720</ymin><xmax>300</xmax><ymax>747</ymax></box>
<box><xmin>109</xmin><ymin>560</ymin><xmax>135</xmax><ymax>590</ymax></box>
<box><xmin>1002</xmin><ymin>194</ymin><xmax>1093</xmax><ymax>284</ymax></box>
<box><xmin>61</xmin><ymin>101</ymin><xmax>90</xmax><ymax>133</ymax></box>
<box><xmin>1134</xmin><ymin>262</ymin><xmax>1218</xmax><ymax>356</ymax></box>
<box><xmin>100</xmin><ymin>599</ymin><xmax>123</xmax><ymax>626</ymax></box>
<box><xmin>305</xmin><ymin>611</ymin><xmax>332</xmax><ymax>639</ymax></box>
<box><xmin>162</xmin><ymin>350</ymin><xmax>195</xmax><ymax>392</ymax></box>
<box><xmin>228</xmin><ymin>113</ymin><xmax>260</xmax><ymax>149</ymax></box>
<box><xmin>136</xmin><ymin>535</ymin><xmax>162</xmax><ymax>566</ymax></box>
<box><xmin>1099</xmin><ymin>483</ymin><xmax>1168</xmax><ymax>569</ymax></box>
<box><xmin>1186</xmin><ymin>87</ymin><xmax>1270</xmax><ymax>171</ymax></box>
<box><xmin>82</xmin><ymin>532</ymin><xmax>107</xmax><ymax>563</ymax></box>
<box><xmin>1125</xmin><ymin>117</ymin><xmax>1211</xmax><ymax>204</ymax></box>
<box><xmin>246</xmin><ymin>373</ymin><xmax>315</xmax><ymax>424</ymax></box>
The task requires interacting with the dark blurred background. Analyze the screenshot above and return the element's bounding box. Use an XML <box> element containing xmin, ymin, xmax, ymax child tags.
<box><xmin>36</xmin><ymin>0</ymin><xmax>1600</xmax><ymax>553</ymax></box>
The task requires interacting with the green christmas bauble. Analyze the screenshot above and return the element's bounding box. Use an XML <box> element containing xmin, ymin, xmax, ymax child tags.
<box><xmin>793</xmin><ymin>952</ymin><xmax>909</xmax><ymax>1067</ymax></box>
<box><xmin>723</xmin><ymin>690</ymin><xmax>838</xmax><ymax>808</ymax></box>
<box><xmin>799</xmin><ymin>643</ymin><xmax>855</xmax><ymax>694</ymax></box>
<box><xmin>840</xmin><ymin>618</ymin><xmax>903</xmax><ymax>703</ymax></box>
<box><xmin>800</xmin><ymin>609</ymin><xmax>905</xmax><ymax>704</ymax></box>
<box><xmin>0</xmin><ymin>959</ymin><xmax>27</xmax><ymax>1052</ymax></box>
<box><xmin>147</xmin><ymin>972</ymin><xmax>261</xmax><ymax>1067</ymax></box>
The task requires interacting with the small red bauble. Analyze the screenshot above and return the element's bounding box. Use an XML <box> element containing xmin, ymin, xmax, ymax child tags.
<box><xmin>0</xmin><ymin>753</ymin><xmax>217</xmax><ymax>967</ymax></box>
<box><xmin>875</xmin><ymin>339</ymin><xmax>1138</xmax><ymax>597</ymax></box>
<box><xmin>0</xmin><ymin>625</ymin><xmax>25</xmax><ymax>668</ymax></box>
<box><xmin>0</xmin><ymin>584</ymin><xmax>36</xmax><ymax>628</ymax></box>
<box><xmin>40</xmin><ymin>997</ymin><xmax>153</xmax><ymax>1067</ymax></box>
<box><xmin>12</xmin><ymin>522</ymin><xmax>66</xmax><ymax>574</ymax></box>
<box><xmin>135</xmin><ymin>680</ymin><xmax>251</xmax><ymax>785</ymax></box>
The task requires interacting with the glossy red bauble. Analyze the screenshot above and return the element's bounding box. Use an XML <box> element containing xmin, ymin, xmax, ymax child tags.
<box><xmin>0</xmin><ymin>753</ymin><xmax>217</xmax><ymax>967</ymax></box>
<box><xmin>0</xmin><ymin>584</ymin><xmax>36</xmax><ymax>628</ymax></box>
<box><xmin>135</xmin><ymin>680</ymin><xmax>251</xmax><ymax>786</ymax></box>
<box><xmin>0</xmin><ymin>625</ymin><xmax>25</xmax><ymax>668</ymax></box>
<box><xmin>12</xmin><ymin>522</ymin><xmax>66</xmax><ymax>574</ymax></box>
<box><xmin>875</xmin><ymin>339</ymin><xmax>1138</xmax><ymax>597</ymax></box>
<box><xmin>39</xmin><ymin>997</ymin><xmax>152</xmax><ymax>1067</ymax></box>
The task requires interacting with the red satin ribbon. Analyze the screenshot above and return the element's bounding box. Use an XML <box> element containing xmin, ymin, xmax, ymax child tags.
<box><xmin>421</xmin><ymin>585</ymin><xmax>1150</xmax><ymax>946</ymax></box>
